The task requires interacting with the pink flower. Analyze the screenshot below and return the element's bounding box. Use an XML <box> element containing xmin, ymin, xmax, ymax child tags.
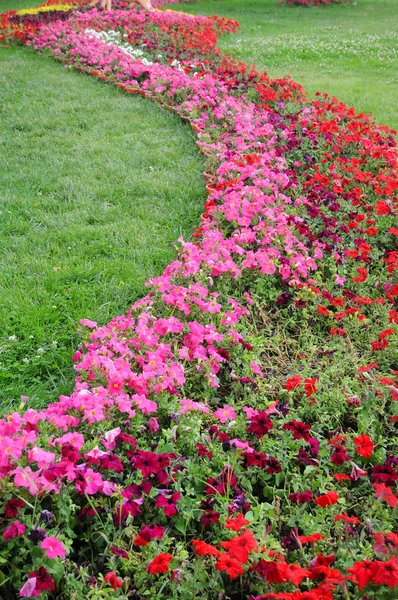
<box><xmin>133</xmin><ymin>396</ymin><xmax>158</xmax><ymax>415</ymax></box>
<box><xmin>350</xmin><ymin>462</ymin><xmax>368</xmax><ymax>481</ymax></box>
<box><xmin>80</xmin><ymin>318</ymin><xmax>97</xmax><ymax>328</ymax></box>
<box><xmin>81</xmin><ymin>468</ymin><xmax>103</xmax><ymax>495</ymax></box>
<box><xmin>250</xmin><ymin>361</ymin><xmax>264</xmax><ymax>377</ymax></box>
<box><xmin>230</xmin><ymin>439</ymin><xmax>253</xmax><ymax>452</ymax></box>
<box><xmin>243</xmin><ymin>406</ymin><xmax>259</xmax><ymax>419</ymax></box>
<box><xmin>102</xmin><ymin>427</ymin><xmax>121</xmax><ymax>450</ymax></box>
<box><xmin>55</xmin><ymin>432</ymin><xmax>85</xmax><ymax>450</ymax></box>
<box><xmin>19</xmin><ymin>578</ymin><xmax>38</xmax><ymax>597</ymax></box>
<box><xmin>40</xmin><ymin>536</ymin><xmax>66</xmax><ymax>559</ymax></box>
<box><xmin>148</xmin><ymin>417</ymin><xmax>159</xmax><ymax>434</ymax></box>
<box><xmin>12</xmin><ymin>466</ymin><xmax>39</xmax><ymax>495</ymax></box>
<box><xmin>3</xmin><ymin>520</ymin><xmax>25</xmax><ymax>542</ymax></box>
<box><xmin>214</xmin><ymin>405</ymin><xmax>236</xmax><ymax>424</ymax></box>
<box><xmin>179</xmin><ymin>399</ymin><xmax>209</xmax><ymax>414</ymax></box>
<box><xmin>28</xmin><ymin>447</ymin><xmax>56</xmax><ymax>469</ymax></box>
<box><xmin>335</xmin><ymin>274</ymin><xmax>346</xmax><ymax>286</ymax></box>
<box><xmin>0</xmin><ymin>436</ymin><xmax>23</xmax><ymax>465</ymax></box>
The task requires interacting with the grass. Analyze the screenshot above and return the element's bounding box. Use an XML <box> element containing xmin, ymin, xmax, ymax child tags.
<box><xmin>0</xmin><ymin>41</ymin><xmax>205</xmax><ymax>411</ymax></box>
<box><xmin>180</xmin><ymin>0</ymin><xmax>398</xmax><ymax>131</ymax></box>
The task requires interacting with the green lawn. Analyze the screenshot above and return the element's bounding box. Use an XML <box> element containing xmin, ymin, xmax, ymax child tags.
<box><xmin>181</xmin><ymin>0</ymin><xmax>398</xmax><ymax>131</ymax></box>
<box><xmin>0</xmin><ymin>42</ymin><xmax>205</xmax><ymax>411</ymax></box>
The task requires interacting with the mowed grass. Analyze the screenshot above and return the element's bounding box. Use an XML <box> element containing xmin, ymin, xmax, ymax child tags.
<box><xmin>179</xmin><ymin>0</ymin><xmax>398</xmax><ymax>131</ymax></box>
<box><xmin>0</xmin><ymin>43</ymin><xmax>205</xmax><ymax>411</ymax></box>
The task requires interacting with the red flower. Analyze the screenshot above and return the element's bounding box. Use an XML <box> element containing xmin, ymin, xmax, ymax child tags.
<box><xmin>376</xmin><ymin>200</ymin><xmax>390</xmax><ymax>215</ymax></box>
<box><xmin>304</xmin><ymin>377</ymin><xmax>317</xmax><ymax>397</ymax></box>
<box><xmin>373</xmin><ymin>531</ymin><xmax>398</xmax><ymax>556</ymax></box>
<box><xmin>347</xmin><ymin>559</ymin><xmax>377</xmax><ymax>590</ymax></box>
<box><xmin>246</xmin><ymin>412</ymin><xmax>273</xmax><ymax>438</ymax></box>
<box><xmin>283</xmin><ymin>420</ymin><xmax>311</xmax><ymax>441</ymax></box>
<box><xmin>373</xmin><ymin>483</ymin><xmax>397</xmax><ymax>508</ymax></box>
<box><xmin>334</xmin><ymin>513</ymin><xmax>360</xmax><ymax>524</ymax></box>
<box><xmin>133</xmin><ymin>451</ymin><xmax>161</xmax><ymax>478</ymax></box>
<box><xmin>4</xmin><ymin>498</ymin><xmax>25</xmax><ymax>518</ymax></box>
<box><xmin>225</xmin><ymin>513</ymin><xmax>250</xmax><ymax>531</ymax></box>
<box><xmin>333</xmin><ymin>473</ymin><xmax>351</xmax><ymax>482</ymax></box>
<box><xmin>315</xmin><ymin>491</ymin><xmax>339</xmax><ymax>508</ymax></box>
<box><xmin>371</xmin><ymin>464</ymin><xmax>398</xmax><ymax>486</ymax></box>
<box><xmin>358</xmin><ymin>362</ymin><xmax>378</xmax><ymax>374</ymax></box>
<box><xmin>146</xmin><ymin>553</ymin><xmax>173</xmax><ymax>575</ymax></box>
<box><xmin>287</xmin><ymin>563</ymin><xmax>312</xmax><ymax>586</ymax></box>
<box><xmin>216</xmin><ymin>554</ymin><xmax>245</xmax><ymax>579</ymax></box>
<box><xmin>196</xmin><ymin>443</ymin><xmax>213</xmax><ymax>460</ymax></box>
<box><xmin>288</xmin><ymin>490</ymin><xmax>313</xmax><ymax>504</ymax></box>
<box><xmin>352</xmin><ymin>267</ymin><xmax>368</xmax><ymax>283</ymax></box>
<box><xmin>192</xmin><ymin>539</ymin><xmax>221</xmax><ymax>558</ymax></box>
<box><xmin>330</xmin><ymin>327</ymin><xmax>347</xmax><ymax>336</ymax></box>
<box><xmin>27</xmin><ymin>567</ymin><xmax>55</xmax><ymax>593</ymax></box>
<box><xmin>372</xmin><ymin>556</ymin><xmax>398</xmax><ymax>588</ymax></box>
<box><xmin>354</xmin><ymin>434</ymin><xmax>374</xmax><ymax>459</ymax></box>
<box><xmin>104</xmin><ymin>572</ymin><xmax>123</xmax><ymax>591</ymax></box>
<box><xmin>331</xmin><ymin>445</ymin><xmax>350</xmax><ymax>465</ymax></box>
<box><xmin>222</xmin><ymin>529</ymin><xmax>257</xmax><ymax>564</ymax></box>
<box><xmin>254</xmin><ymin>559</ymin><xmax>290</xmax><ymax>584</ymax></box>
<box><xmin>298</xmin><ymin>532</ymin><xmax>325</xmax><ymax>545</ymax></box>
<box><xmin>200</xmin><ymin>509</ymin><xmax>220</xmax><ymax>528</ymax></box>
<box><xmin>285</xmin><ymin>375</ymin><xmax>302</xmax><ymax>391</ymax></box>
<box><xmin>264</xmin><ymin>456</ymin><xmax>282</xmax><ymax>474</ymax></box>
<box><xmin>379</xmin><ymin>328</ymin><xmax>395</xmax><ymax>340</ymax></box>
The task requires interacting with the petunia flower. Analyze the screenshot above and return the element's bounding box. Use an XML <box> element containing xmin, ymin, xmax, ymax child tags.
<box><xmin>20</xmin><ymin>567</ymin><xmax>54</xmax><ymax>597</ymax></box>
<box><xmin>215</xmin><ymin>554</ymin><xmax>245</xmax><ymax>579</ymax></box>
<box><xmin>284</xmin><ymin>375</ymin><xmax>302</xmax><ymax>391</ymax></box>
<box><xmin>40</xmin><ymin>536</ymin><xmax>66</xmax><ymax>559</ymax></box>
<box><xmin>3</xmin><ymin>520</ymin><xmax>25</xmax><ymax>542</ymax></box>
<box><xmin>221</xmin><ymin>529</ymin><xmax>257</xmax><ymax>564</ymax></box>
<box><xmin>214</xmin><ymin>405</ymin><xmax>236</xmax><ymax>424</ymax></box>
<box><xmin>104</xmin><ymin>571</ymin><xmax>123</xmax><ymax>590</ymax></box>
<box><xmin>192</xmin><ymin>539</ymin><xmax>221</xmax><ymax>558</ymax></box>
<box><xmin>225</xmin><ymin>513</ymin><xmax>250</xmax><ymax>531</ymax></box>
<box><xmin>146</xmin><ymin>553</ymin><xmax>173</xmax><ymax>575</ymax></box>
<box><xmin>372</xmin><ymin>556</ymin><xmax>398</xmax><ymax>588</ymax></box>
<box><xmin>347</xmin><ymin>559</ymin><xmax>377</xmax><ymax>591</ymax></box>
<box><xmin>354</xmin><ymin>434</ymin><xmax>374</xmax><ymax>458</ymax></box>
<box><xmin>315</xmin><ymin>491</ymin><xmax>339</xmax><ymax>508</ymax></box>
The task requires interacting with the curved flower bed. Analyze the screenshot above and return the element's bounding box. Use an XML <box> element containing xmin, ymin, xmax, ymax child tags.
<box><xmin>0</xmin><ymin>2</ymin><xmax>397</xmax><ymax>599</ymax></box>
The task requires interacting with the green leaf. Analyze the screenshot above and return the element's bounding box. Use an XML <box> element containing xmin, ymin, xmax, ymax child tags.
<box><xmin>46</xmin><ymin>560</ymin><xmax>65</xmax><ymax>584</ymax></box>
<box><xmin>245</xmin><ymin>511</ymin><xmax>254</xmax><ymax>522</ymax></box>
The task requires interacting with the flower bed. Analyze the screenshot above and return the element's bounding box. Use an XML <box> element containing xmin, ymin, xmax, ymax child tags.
<box><xmin>0</xmin><ymin>1</ymin><xmax>397</xmax><ymax>599</ymax></box>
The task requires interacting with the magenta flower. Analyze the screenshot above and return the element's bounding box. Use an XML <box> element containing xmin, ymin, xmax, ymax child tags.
<box><xmin>3</xmin><ymin>520</ymin><xmax>25</xmax><ymax>542</ymax></box>
<box><xmin>155</xmin><ymin>492</ymin><xmax>181</xmax><ymax>516</ymax></box>
<box><xmin>40</xmin><ymin>536</ymin><xmax>66</xmax><ymax>559</ymax></box>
